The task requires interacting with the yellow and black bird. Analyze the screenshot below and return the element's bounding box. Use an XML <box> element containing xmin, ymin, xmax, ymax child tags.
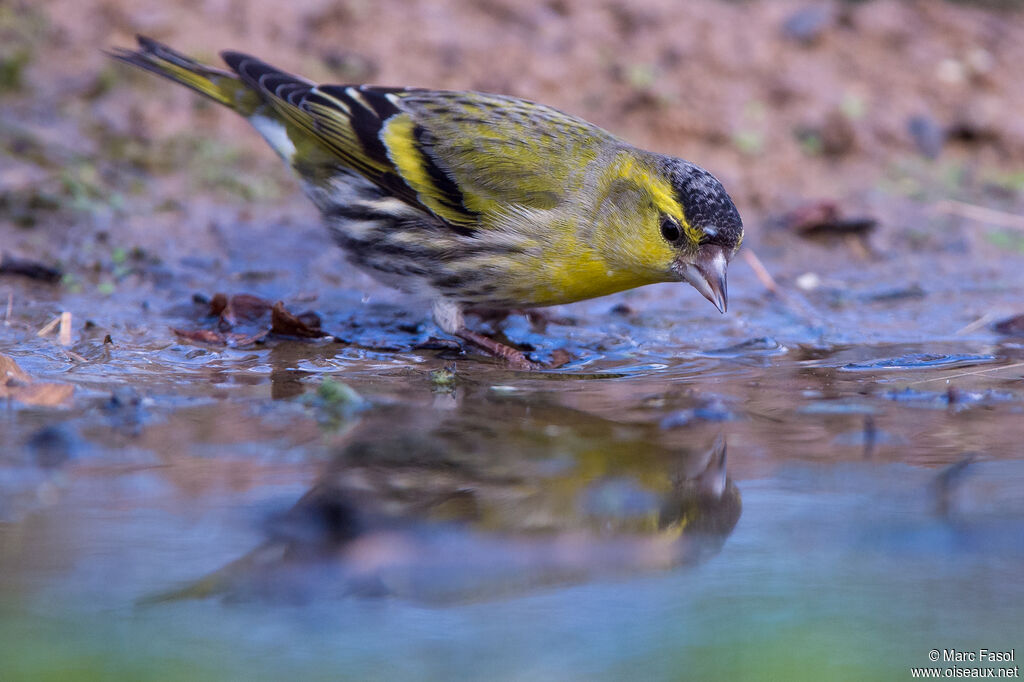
<box><xmin>111</xmin><ymin>37</ymin><xmax>743</xmax><ymax>367</ymax></box>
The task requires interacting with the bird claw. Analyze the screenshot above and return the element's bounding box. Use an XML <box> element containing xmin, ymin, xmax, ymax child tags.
<box><xmin>454</xmin><ymin>329</ymin><xmax>541</xmax><ymax>370</ymax></box>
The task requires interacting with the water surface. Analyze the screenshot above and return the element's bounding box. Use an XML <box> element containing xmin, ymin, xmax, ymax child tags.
<box><xmin>2</xmin><ymin>217</ymin><xmax>1023</xmax><ymax>681</ymax></box>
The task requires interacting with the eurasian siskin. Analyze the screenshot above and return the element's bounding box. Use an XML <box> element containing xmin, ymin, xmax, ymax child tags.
<box><xmin>111</xmin><ymin>36</ymin><xmax>743</xmax><ymax>367</ymax></box>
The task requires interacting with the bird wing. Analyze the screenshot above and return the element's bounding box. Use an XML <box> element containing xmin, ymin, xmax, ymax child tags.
<box><xmin>384</xmin><ymin>90</ymin><xmax>616</xmax><ymax>223</ymax></box>
<box><xmin>222</xmin><ymin>51</ymin><xmax>612</xmax><ymax>232</ymax></box>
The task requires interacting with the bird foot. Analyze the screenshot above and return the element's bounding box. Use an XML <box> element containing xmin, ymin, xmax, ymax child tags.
<box><xmin>455</xmin><ymin>329</ymin><xmax>539</xmax><ymax>370</ymax></box>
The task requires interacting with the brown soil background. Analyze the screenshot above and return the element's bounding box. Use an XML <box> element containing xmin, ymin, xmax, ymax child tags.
<box><xmin>3</xmin><ymin>0</ymin><xmax>1024</xmax><ymax>313</ymax></box>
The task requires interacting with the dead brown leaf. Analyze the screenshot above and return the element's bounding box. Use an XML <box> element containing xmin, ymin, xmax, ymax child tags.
<box><xmin>230</xmin><ymin>293</ymin><xmax>274</xmax><ymax>320</ymax></box>
<box><xmin>271</xmin><ymin>301</ymin><xmax>327</xmax><ymax>338</ymax></box>
<box><xmin>209</xmin><ymin>292</ymin><xmax>274</xmax><ymax>325</ymax></box>
<box><xmin>0</xmin><ymin>252</ymin><xmax>62</xmax><ymax>283</ymax></box>
<box><xmin>780</xmin><ymin>201</ymin><xmax>877</xmax><ymax>239</ymax></box>
<box><xmin>173</xmin><ymin>327</ymin><xmax>228</xmax><ymax>344</ymax></box>
<box><xmin>545</xmin><ymin>348</ymin><xmax>573</xmax><ymax>369</ymax></box>
<box><xmin>208</xmin><ymin>292</ymin><xmax>229</xmax><ymax>318</ymax></box>
<box><xmin>8</xmin><ymin>382</ymin><xmax>75</xmax><ymax>407</ymax></box>
<box><xmin>0</xmin><ymin>353</ymin><xmax>74</xmax><ymax>407</ymax></box>
<box><xmin>994</xmin><ymin>314</ymin><xmax>1024</xmax><ymax>336</ymax></box>
<box><xmin>225</xmin><ymin>330</ymin><xmax>269</xmax><ymax>347</ymax></box>
<box><xmin>0</xmin><ymin>354</ymin><xmax>31</xmax><ymax>383</ymax></box>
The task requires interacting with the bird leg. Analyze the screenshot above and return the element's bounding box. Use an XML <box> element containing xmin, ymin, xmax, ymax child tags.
<box><xmin>454</xmin><ymin>328</ymin><xmax>538</xmax><ymax>370</ymax></box>
<box><xmin>464</xmin><ymin>307</ymin><xmax>573</xmax><ymax>334</ymax></box>
<box><xmin>433</xmin><ymin>299</ymin><xmax>538</xmax><ymax>370</ymax></box>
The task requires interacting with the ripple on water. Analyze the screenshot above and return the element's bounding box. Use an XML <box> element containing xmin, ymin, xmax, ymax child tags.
<box><xmin>698</xmin><ymin>336</ymin><xmax>789</xmax><ymax>359</ymax></box>
<box><xmin>543</xmin><ymin>353</ymin><xmax>763</xmax><ymax>382</ymax></box>
<box><xmin>881</xmin><ymin>386</ymin><xmax>1020</xmax><ymax>410</ymax></box>
<box><xmin>838</xmin><ymin>353</ymin><xmax>996</xmax><ymax>372</ymax></box>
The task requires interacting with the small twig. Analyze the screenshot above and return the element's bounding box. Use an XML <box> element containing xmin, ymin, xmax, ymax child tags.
<box><xmin>905</xmin><ymin>361</ymin><xmax>1024</xmax><ymax>386</ymax></box>
<box><xmin>55</xmin><ymin>347</ymin><xmax>88</xmax><ymax>363</ymax></box>
<box><xmin>954</xmin><ymin>312</ymin><xmax>1000</xmax><ymax>336</ymax></box>
<box><xmin>742</xmin><ymin>249</ymin><xmax>780</xmax><ymax>295</ymax></box>
<box><xmin>58</xmin><ymin>311</ymin><xmax>72</xmax><ymax>347</ymax></box>
<box><xmin>742</xmin><ymin>248</ymin><xmax>824</xmax><ymax>327</ymax></box>
<box><xmin>36</xmin><ymin>315</ymin><xmax>61</xmax><ymax>337</ymax></box>
<box><xmin>933</xmin><ymin>199</ymin><xmax>1024</xmax><ymax>231</ymax></box>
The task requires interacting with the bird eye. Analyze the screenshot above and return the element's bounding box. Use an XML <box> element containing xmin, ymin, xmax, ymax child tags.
<box><xmin>660</xmin><ymin>215</ymin><xmax>681</xmax><ymax>243</ymax></box>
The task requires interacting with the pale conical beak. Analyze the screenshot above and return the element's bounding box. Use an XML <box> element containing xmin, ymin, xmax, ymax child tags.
<box><xmin>676</xmin><ymin>245</ymin><xmax>729</xmax><ymax>313</ymax></box>
<box><xmin>695</xmin><ymin>435</ymin><xmax>728</xmax><ymax>499</ymax></box>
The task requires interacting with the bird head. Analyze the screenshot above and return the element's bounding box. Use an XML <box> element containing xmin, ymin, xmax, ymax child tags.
<box><xmin>655</xmin><ymin>157</ymin><xmax>743</xmax><ymax>313</ymax></box>
<box><xmin>599</xmin><ymin>152</ymin><xmax>743</xmax><ymax>313</ymax></box>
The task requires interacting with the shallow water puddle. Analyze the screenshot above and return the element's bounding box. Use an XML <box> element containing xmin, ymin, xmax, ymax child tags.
<box><xmin>3</xmin><ymin>303</ymin><xmax>1023</xmax><ymax>679</ymax></box>
<box><xmin>2</xmin><ymin>210</ymin><xmax>1024</xmax><ymax>678</ymax></box>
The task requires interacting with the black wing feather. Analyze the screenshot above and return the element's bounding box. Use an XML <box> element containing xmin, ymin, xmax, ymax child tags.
<box><xmin>219</xmin><ymin>52</ymin><xmax>475</xmax><ymax>229</ymax></box>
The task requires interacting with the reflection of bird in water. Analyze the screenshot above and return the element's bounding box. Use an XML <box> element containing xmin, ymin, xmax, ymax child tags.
<box><xmin>143</xmin><ymin>397</ymin><xmax>741</xmax><ymax>605</ymax></box>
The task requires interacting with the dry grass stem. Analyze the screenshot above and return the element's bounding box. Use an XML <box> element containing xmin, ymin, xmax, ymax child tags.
<box><xmin>955</xmin><ymin>312</ymin><xmax>1001</xmax><ymax>336</ymax></box>
<box><xmin>36</xmin><ymin>315</ymin><xmax>61</xmax><ymax>337</ymax></box>
<box><xmin>906</xmin><ymin>361</ymin><xmax>1024</xmax><ymax>386</ymax></box>
<box><xmin>742</xmin><ymin>249</ymin><xmax>824</xmax><ymax>327</ymax></box>
<box><xmin>59</xmin><ymin>311</ymin><xmax>72</xmax><ymax>346</ymax></box>
<box><xmin>933</xmin><ymin>199</ymin><xmax>1024</xmax><ymax>231</ymax></box>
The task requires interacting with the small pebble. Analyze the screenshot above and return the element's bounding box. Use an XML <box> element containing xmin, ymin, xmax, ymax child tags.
<box><xmin>936</xmin><ymin>58</ymin><xmax>967</xmax><ymax>85</ymax></box>
<box><xmin>27</xmin><ymin>426</ymin><xmax>75</xmax><ymax>468</ymax></box>
<box><xmin>907</xmin><ymin>115</ymin><xmax>945</xmax><ymax>159</ymax></box>
<box><xmin>795</xmin><ymin>272</ymin><xmax>820</xmax><ymax>291</ymax></box>
<box><xmin>781</xmin><ymin>5</ymin><xmax>832</xmax><ymax>45</ymax></box>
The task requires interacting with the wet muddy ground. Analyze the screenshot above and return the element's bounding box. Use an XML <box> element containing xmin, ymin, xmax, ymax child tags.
<box><xmin>3</xmin><ymin>0</ymin><xmax>1024</xmax><ymax>680</ymax></box>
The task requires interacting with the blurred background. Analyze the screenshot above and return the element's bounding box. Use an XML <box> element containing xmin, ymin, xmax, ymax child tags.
<box><xmin>8</xmin><ymin>0</ymin><xmax>1024</xmax><ymax>218</ymax></box>
<box><xmin>2</xmin><ymin>1</ymin><xmax>1023</xmax><ymax>680</ymax></box>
